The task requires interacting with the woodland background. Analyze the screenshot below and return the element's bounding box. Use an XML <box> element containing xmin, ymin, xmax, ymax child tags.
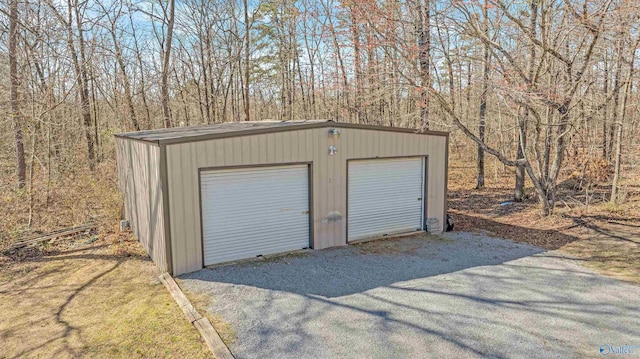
<box><xmin>1</xmin><ymin>0</ymin><xmax>639</xmax><ymax>243</ymax></box>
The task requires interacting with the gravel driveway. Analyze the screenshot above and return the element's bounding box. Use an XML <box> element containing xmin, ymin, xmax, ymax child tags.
<box><xmin>179</xmin><ymin>233</ymin><xmax>640</xmax><ymax>359</ymax></box>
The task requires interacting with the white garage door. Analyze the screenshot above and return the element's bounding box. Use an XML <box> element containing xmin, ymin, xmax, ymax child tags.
<box><xmin>200</xmin><ymin>165</ymin><xmax>310</xmax><ymax>265</ymax></box>
<box><xmin>348</xmin><ymin>158</ymin><xmax>425</xmax><ymax>241</ymax></box>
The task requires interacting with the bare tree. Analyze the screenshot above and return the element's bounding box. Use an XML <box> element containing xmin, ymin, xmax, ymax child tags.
<box><xmin>514</xmin><ymin>0</ymin><xmax>538</xmax><ymax>201</ymax></box>
<box><xmin>611</xmin><ymin>21</ymin><xmax>639</xmax><ymax>204</ymax></box>
<box><xmin>243</xmin><ymin>0</ymin><xmax>251</xmax><ymax>121</ymax></box>
<box><xmin>433</xmin><ymin>0</ymin><xmax>615</xmax><ymax>215</ymax></box>
<box><xmin>415</xmin><ymin>0</ymin><xmax>430</xmax><ymax>130</ymax></box>
<box><xmin>99</xmin><ymin>1</ymin><xmax>140</xmax><ymax>131</ymax></box>
<box><xmin>9</xmin><ymin>0</ymin><xmax>26</xmax><ymax>188</ymax></box>
<box><xmin>476</xmin><ymin>0</ymin><xmax>489</xmax><ymax>190</ymax></box>
<box><xmin>4</xmin><ymin>0</ymin><xmax>639</xmax><ymax>225</ymax></box>
<box><xmin>47</xmin><ymin>0</ymin><xmax>96</xmax><ymax>170</ymax></box>
<box><xmin>161</xmin><ymin>0</ymin><xmax>176</xmax><ymax>128</ymax></box>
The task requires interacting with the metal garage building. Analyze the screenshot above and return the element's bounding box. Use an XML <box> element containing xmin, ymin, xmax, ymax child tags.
<box><xmin>115</xmin><ymin>120</ymin><xmax>449</xmax><ymax>275</ymax></box>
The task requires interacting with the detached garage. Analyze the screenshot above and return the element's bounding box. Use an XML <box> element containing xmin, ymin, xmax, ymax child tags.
<box><xmin>115</xmin><ymin>120</ymin><xmax>448</xmax><ymax>275</ymax></box>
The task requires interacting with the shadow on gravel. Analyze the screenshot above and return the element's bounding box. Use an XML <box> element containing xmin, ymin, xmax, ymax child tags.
<box><xmin>181</xmin><ymin>234</ymin><xmax>546</xmax><ymax>298</ymax></box>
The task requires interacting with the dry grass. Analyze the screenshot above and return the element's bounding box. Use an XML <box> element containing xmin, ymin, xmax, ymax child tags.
<box><xmin>0</xmin><ymin>156</ymin><xmax>214</xmax><ymax>358</ymax></box>
<box><xmin>556</xmin><ymin>219</ymin><xmax>640</xmax><ymax>284</ymax></box>
<box><xmin>0</xmin><ymin>234</ymin><xmax>212</xmax><ymax>358</ymax></box>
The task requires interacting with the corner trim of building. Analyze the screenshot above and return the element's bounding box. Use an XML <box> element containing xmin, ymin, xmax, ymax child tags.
<box><xmin>443</xmin><ymin>135</ymin><xmax>450</xmax><ymax>224</ymax></box>
<box><xmin>160</xmin><ymin>145</ymin><xmax>174</xmax><ymax>275</ymax></box>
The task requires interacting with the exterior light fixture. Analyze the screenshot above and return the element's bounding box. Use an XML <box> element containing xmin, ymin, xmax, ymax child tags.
<box><xmin>329</xmin><ymin>128</ymin><xmax>340</xmax><ymax>137</ymax></box>
<box><xmin>329</xmin><ymin>145</ymin><xmax>338</xmax><ymax>156</ymax></box>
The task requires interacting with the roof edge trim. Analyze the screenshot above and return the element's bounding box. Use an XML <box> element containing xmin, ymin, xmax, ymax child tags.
<box><xmin>115</xmin><ymin>121</ymin><xmax>449</xmax><ymax>146</ymax></box>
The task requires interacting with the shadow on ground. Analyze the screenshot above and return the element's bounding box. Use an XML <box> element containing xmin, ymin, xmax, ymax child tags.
<box><xmin>450</xmin><ymin>211</ymin><xmax>640</xmax><ymax>284</ymax></box>
<box><xmin>0</xmin><ymin>237</ymin><xmax>210</xmax><ymax>359</ymax></box>
<box><xmin>182</xmin><ymin>233</ymin><xmax>546</xmax><ymax>298</ymax></box>
<box><xmin>448</xmin><ymin>187</ymin><xmax>534</xmax><ymax>217</ymax></box>
<box><xmin>452</xmin><ymin>212</ymin><xmax>579</xmax><ymax>249</ymax></box>
<box><xmin>565</xmin><ymin>214</ymin><xmax>640</xmax><ymax>244</ymax></box>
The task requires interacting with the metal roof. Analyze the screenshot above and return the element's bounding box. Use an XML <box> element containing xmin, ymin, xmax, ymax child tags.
<box><xmin>115</xmin><ymin>120</ymin><xmax>448</xmax><ymax>145</ymax></box>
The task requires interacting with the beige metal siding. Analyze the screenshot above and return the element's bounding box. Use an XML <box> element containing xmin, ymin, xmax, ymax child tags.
<box><xmin>115</xmin><ymin>138</ymin><xmax>168</xmax><ymax>272</ymax></box>
<box><xmin>166</xmin><ymin>127</ymin><xmax>447</xmax><ymax>275</ymax></box>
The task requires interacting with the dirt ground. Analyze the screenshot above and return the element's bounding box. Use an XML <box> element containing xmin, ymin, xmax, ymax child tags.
<box><xmin>448</xmin><ymin>160</ymin><xmax>640</xmax><ymax>284</ymax></box>
<box><xmin>0</xmin><ymin>233</ymin><xmax>211</xmax><ymax>359</ymax></box>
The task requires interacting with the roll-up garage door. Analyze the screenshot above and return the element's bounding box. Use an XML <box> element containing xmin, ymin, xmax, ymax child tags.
<box><xmin>348</xmin><ymin>158</ymin><xmax>425</xmax><ymax>241</ymax></box>
<box><xmin>200</xmin><ymin>164</ymin><xmax>310</xmax><ymax>265</ymax></box>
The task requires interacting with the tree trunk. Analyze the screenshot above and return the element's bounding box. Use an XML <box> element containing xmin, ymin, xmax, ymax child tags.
<box><xmin>544</xmin><ymin>104</ymin><xmax>571</xmax><ymax>214</ymax></box>
<box><xmin>514</xmin><ymin>128</ymin><xmax>526</xmax><ymax>200</ymax></box>
<box><xmin>162</xmin><ymin>0</ymin><xmax>176</xmax><ymax>128</ymax></box>
<box><xmin>611</xmin><ymin>36</ymin><xmax>638</xmax><ymax>204</ymax></box>
<box><xmin>610</xmin><ymin>104</ymin><xmax>624</xmax><ymax>205</ymax></box>
<box><xmin>465</xmin><ymin>62</ymin><xmax>471</xmax><ymax>122</ymax></box>
<box><xmin>351</xmin><ymin>7</ymin><xmax>363</xmax><ymax>123</ymax></box>
<box><xmin>90</xmin><ymin>66</ymin><xmax>100</xmax><ymax>162</ymax></box>
<box><xmin>476</xmin><ymin>0</ymin><xmax>489</xmax><ymax>190</ymax></box>
<box><xmin>111</xmin><ymin>26</ymin><xmax>139</xmax><ymax>131</ymax></box>
<box><xmin>129</xmin><ymin>12</ymin><xmax>152</xmax><ymax>128</ymax></box>
<box><xmin>243</xmin><ymin>0</ymin><xmax>251</xmax><ymax>121</ymax></box>
<box><xmin>305</xmin><ymin>39</ymin><xmax>317</xmax><ymax>119</ymax></box>
<box><xmin>294</xmin><ymin>47</ymin><xmax>308</xmax><ymax>119</ymax></box>
<box><xmin>200</xmin><ymin>37</ymin><xmax>212</xmax><ymax>124</ymax></box>
<box><xmin>64</xmin><ymin>0</ymin><xmax>95</xmax><ymax>170</ymax></box>
<box><xmin>9</xmin><ymin>0</ymin><xmax>26</xmax><ymax>189</ymax></box>
<box><xmin>515</xmin><ymin>0</ymin><xmax>538</xmax><ymax>201</ymax></box>
<box><xmin>326</xmin><ymin>12</ymin><xmax>350</xmax><ymax>121</ymax></box>
<box><xmin>416</xmin><ymin>0</ymin><xmax>430</xmax><ymax>130</ymax></box>
<box><xmin>608</xmin><ymin>41</ymin><xmax>623</xmax><ymax>163</ymax></box>
<box><xmin>602</xmin><ymin>51</ymin><xmax>609</xmax><ymax>159</ymax></box>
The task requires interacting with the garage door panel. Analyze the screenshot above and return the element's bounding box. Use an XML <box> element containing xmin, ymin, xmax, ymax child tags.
<box><xmin>201</xmin><ymin>200</ymin><xmax>308</xmax><ymax>221</ymax></box>
<box><xmin>202</xmin><ymin>234</ymin><xmax>309</xmax><ymax>264</ymax></box>
<box><xmin>201</xmin><ymin>165</ymin><xmax>310</xmax><ymax>266</ymax></box>
<box><xmin>348</xmin><ymin>196</ymin><xmax>421</xmax><ymax>206</ymax></box>
<box><xmin>348</xmin><ymin>158</ymin><xmax>424</xmax><ymax>241</ymax></box>
<box><xmin>202</xmin><ymin>223</ymin><xmax>309</xmax><ymax>238</ymax></box>
<box><xmin>349</xmin><ymin>211</ymin><xmax>420</xmax><ymax>221</ymax></box>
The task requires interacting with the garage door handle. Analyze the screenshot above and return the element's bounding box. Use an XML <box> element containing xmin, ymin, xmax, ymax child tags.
<box><xmin>303</xmin><ymin>210</ymin><xmax>310</xmax><ymax>214</ymax></box>
<box><xmin>417</xmin><ymin>197</ymin><xmax>422</xmax><ymax>201</ymax></box>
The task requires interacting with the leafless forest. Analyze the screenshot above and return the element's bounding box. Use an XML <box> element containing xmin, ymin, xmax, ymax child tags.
<box><xmin>1</xmin><ymin>0</ymin><xmax>639</xmax><ymax>239</ymax></box>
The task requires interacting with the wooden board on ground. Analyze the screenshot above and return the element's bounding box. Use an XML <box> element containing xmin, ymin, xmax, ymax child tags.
<box><xmin>194</xmin><ymin>317</ymin><xmax>235</xmax><ymax>359</ymax></box>
<box><xmin>8</xmin><ymin>224</ymin><xmax>96</xmax><ymax>250</ymax></box>
<box><xmin>159</xmin><ymin>272</ymin><xmax>235</xmax><ymax>359</ymax></box>
<box><xmin>159</xmin><ymin>273</ymin><xmax>202</xmax><ymax>323</ymax></box>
